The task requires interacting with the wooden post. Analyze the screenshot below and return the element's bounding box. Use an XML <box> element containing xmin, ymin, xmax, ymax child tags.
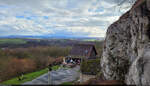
<box><xmin>48</xmin><ymin>64</ymin><xmax>52</xmax><ymax>85</ymax></box>
<box><xmin>48</xmin><ymin>71</ymin><xmax>50</xmax><ymax>84</ymax></box>
<box><xmin>80</xmin><ymin>56</ymin><xmax>83</xmax><ymax>83</ymax></box>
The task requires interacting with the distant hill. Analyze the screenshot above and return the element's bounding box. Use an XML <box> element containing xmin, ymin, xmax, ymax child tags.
<box><xmin>0</xmin><ymin>35</ymin><xmax>104</xmax><ymax>41</ymax></box>
<box><xmin>0</xmin><ymin>37</ymin><xmax>104</xmax><ymax>48</ymax></box>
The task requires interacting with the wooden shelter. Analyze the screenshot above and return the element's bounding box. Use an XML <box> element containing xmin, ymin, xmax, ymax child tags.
<box><xmin>69</xmin><ymin>43</ymin><xmax>97</xmax><ymax>59</ymax></box>
<box><xmin>64</xmin><ymin>43</ymin><xmax>98</xmax><ymax>65</ymax></box>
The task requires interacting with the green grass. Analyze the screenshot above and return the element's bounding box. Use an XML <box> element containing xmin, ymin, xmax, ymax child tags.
<box><xmin>1</xmin><ymin>68</ymin><xmax>48</xmax><ymax>85</ymax></box>
<box><xmin>52</xmin><ymin>65</ymin><xmax>60</xmax><ymax>71</ymax></box>
<box><xmin>51</xmin><ymin>65</ymin><xmax>70</xmax><ymax>71</ymax></box>
<box><xmin>0</xmin><ymin>38</ymin><xmax>27</xmax><ymax>44</ymax></box>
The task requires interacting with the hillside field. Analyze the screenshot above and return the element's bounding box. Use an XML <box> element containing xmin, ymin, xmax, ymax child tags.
<box><xmin>0</xmin><ymin>39</ymin><xmax>27</xmax><ymax>44</ymax></box>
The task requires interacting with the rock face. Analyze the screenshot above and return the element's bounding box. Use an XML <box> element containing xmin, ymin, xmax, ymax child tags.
<box><xmin>101</xmin><ymin>0</ymin><xmax>150</xmax><ymax>85</ymax></box>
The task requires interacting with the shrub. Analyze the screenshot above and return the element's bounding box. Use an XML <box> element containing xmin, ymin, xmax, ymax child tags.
<box><xmin>0</xmin><ymin>58</ymin><xmax>36</xmax><ymax>81</ymax></box>
<box><xmin>52</xmin><ymin>57</ymin><xmax>63</xmax><ymax>65</ymax></box>
<box><xmin>80</xmin><ymin>58</ymin><xmax>101</xmax><ymax>75</ymax></box>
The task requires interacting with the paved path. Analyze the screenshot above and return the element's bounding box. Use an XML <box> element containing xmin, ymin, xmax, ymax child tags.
<box><xmin>23</xmin><ymin>66</ymin><xmax>80</xmax><ymax>85</ymax></box>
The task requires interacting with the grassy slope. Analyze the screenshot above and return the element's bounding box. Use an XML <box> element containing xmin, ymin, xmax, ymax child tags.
<box><xmin>0</xmin><ymin>39</ymin><xmax>27</xmax><ymax>44</ymax></box>
<box><xmin>1</xmin><ymin>68</ymin><xmax>48</xmax><ymax>85</ymax></box>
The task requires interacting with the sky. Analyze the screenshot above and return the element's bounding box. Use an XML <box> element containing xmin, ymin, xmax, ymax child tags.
<box><xmin>0</xmin><ymin>0</ymin><xmax>133</xmax><ymax>38</ymax></box>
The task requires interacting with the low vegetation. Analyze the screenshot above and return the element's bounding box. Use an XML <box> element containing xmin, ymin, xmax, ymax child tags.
<box><xmin>51</xmin><ymin>65</ymin><xmax>60</xmax><ymax>71</ymax></box>
<box><xmin>81</xmin><ymin>58</ymin><xmax>101</xmax><ymax>75</ymax></box>
<box><xmin>94</xmin><ymin>41</ymin><xmax>104</xmax><ymax>57</ymax></box>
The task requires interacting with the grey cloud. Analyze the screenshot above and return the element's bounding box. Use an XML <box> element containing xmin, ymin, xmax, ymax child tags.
<box><xmin>64</xmin><ymin>19</ymin><xmax>108</xmax><ymax>27</ymax></box>
<box><xmin>0</xmin><ymin>0</ymin><xmax>132</xmax><ymax>37</ymax></box>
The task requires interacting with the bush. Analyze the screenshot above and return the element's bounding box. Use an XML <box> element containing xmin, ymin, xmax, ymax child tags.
<box><xmin>0</xmin><ymin>58</ymin><xmax>36</xmax><ymax>81</ymax></box>
<box><xmin>52</xmin><ymin>57</ymin><xmax>63</xmax><ymax>65</ymax></box>
<box><xmin>80</xmin><ymin>58</ymin><xmax>101</xmax><ymax>75</ymax></box>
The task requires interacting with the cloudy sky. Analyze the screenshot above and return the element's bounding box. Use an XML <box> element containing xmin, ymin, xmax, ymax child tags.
<box><xmin>0</xmin><ymin>0</ymin><xmax>133</xmax><ymax>38</ymax></box>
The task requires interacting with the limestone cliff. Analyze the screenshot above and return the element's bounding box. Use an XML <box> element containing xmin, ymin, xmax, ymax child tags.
<box><xmin>101</xmin><ymin>0</ymin><xmax>150</xmax><ymax>85</ymax></box>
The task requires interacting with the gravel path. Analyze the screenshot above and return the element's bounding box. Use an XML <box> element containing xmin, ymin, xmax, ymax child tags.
<box><xmin>23</xmin><ymin>66</ymin><xmax>80</xmax><ymax>85</ymax></box>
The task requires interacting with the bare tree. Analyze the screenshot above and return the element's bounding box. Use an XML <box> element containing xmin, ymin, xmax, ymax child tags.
<box><xmin>112</xmin><ymin>0</ymin><xmax>137</xmax><ymax>13</ymax></box>
<box><xmin>116</xmin><ymin>0</ymin><xmax>136</xmax><ymax>6</ymax></box>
